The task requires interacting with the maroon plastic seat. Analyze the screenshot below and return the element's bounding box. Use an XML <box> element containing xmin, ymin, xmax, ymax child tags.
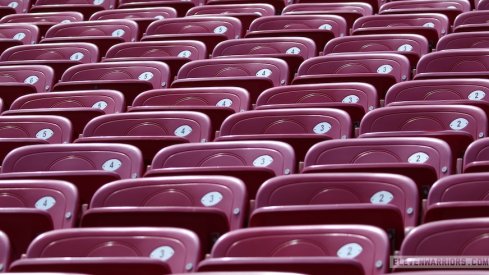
<box><xmin>187</xmin><ymin>4</ymin><xmax>275</xmax><ymax>32</ymax></box>
<box><xmin>216</xmin><ymin>108</ymin><xmax>352</xmax><ymax>161</ymax></box>
<box><xmin>453</xmin><ymin>10</ymin><xmax>489</xmax><ymax>32</ymax></box>
<box><xmin>359</xmin><ymin>105</ymin><xmax>487</xmax><ymax>159</ymax></box>
<box><xmin>352</xmin><ymin>13</ymin><xmax>449</xmax><ymax>48</ymax></box>
<box><xmin>323</xmin><ymin>34</ymin><xmax>429</xmax><ymax>66</ymax></box>
<box><xmin>251</xmin><ymin>173</ymin><xmax>418</xmax><ymax>250</ymax></box>
<box><xmin>82</xmin><ymin>175</ymin><xmax>246</xmax><ymax>253</ymax></box>
<box><xmin>172</xmin><ymin>57</ymin><xmax>289</xmax><ymax>103</ymax></box>
<box><xmin>90</xmin><ymin>7</ymin><xmax>177</xmax><ymax>38</ymax></box>
<box><xmin>0</xmin><ymin>23</ymin><xmax>39</xmax><ymax>55</ymax></box>
<box><xmin>255</xmin><ymin>83</ymin><xmax>378</xmax><ymax>125</ymax></box>
<box><xmin>246</xmin><ymin>15</ymin><xmax>347</xmax><ymax>51</ymax></box>
<box><xmin>282</xmin><ymin>3</ymin><xmax>373</xmax><ymax>30</ymax></box>
<box><xmin>0</xmin><ymin>143</ymin><xmax>144</xmax><ymax>205</ymax></box>
<box><xmin>42</xmin><ymin>19</ymin><xmax>138</xmax><ymax>55</ymax></box>
<box><xmin>198</xmin><ymin>225</ymin><xmax>389</xmax><ymax>275</ymax></box>
<box><xmin>145</xmin><ymin>141</ymin><xmax>296</xmax><ymax>199</ymax></box>
<box><xmin>30</xmin><ymin>0</ymin><xmax>116</xmax><ymax>19</ymax></box>
<box><xmin>479</xmin><ymin>0</ymin><xmax>489</xmax><ymax>9</ymax></box>
<box><xmin>293</xmin><ymin>53</ymin><xmax>410</xmax><ymax>99</ymax></box>
<box><xmin>437</xmin><ymin>32</ymin><xmax>489</xmax><ymax>51</ymax></box>
<box><xmin>75</xmin><ymin>111</ymin><xmax>212</xmax><ymax>165</ymax></box>
<box><xmin>212</xmin><ymin>37</ymin><xmax>316</xmax><ymax>77</ymax></box>
<box><xmin>0</xmin><ymin>12</ymin><xmax>84</xmax><ymax>38</ymax></box>
<box><xmin>118</xmin><ymin>0</ymin><xmax>200</xmax><ymax>17</ymax></box>
<box><xmin>104</xmin><ymin>41</ymin><xmax>206</xmax><ymax>80</ymax></box>
<box><xmin>130</xmin><ymin>87</ymin><xmax>250</xmax><ymax>133</ymax></box>
<box><xmin>0</xmin><ymin>0</ymin><xmax>30</xmax><ymax>18</ymax></box>
<box><xmin>303</xmin><ymin>137</ymin><xmax>452</xmax><ymax>198</ymax></box>
<box><xmin>0</xmin><ymin>42</ymin><xmax>99</xmax><ymax>82</ymax></box>
<box><xmin>3</xmin><ymin>90</ymin><xmax>125</xmax><ymax>137</ymax></box>
<box><xmin>463</xmin><ymin>137</ymin><xmax>489</xmax><ymax>172</ymax></box>
<box><xmin>10</xmin><ymin>227</ymin><xmax>201</xmax><ymax>275</ymax></box>
<box><xmin>53</xmin><ymin>61</ymin><xmax>170</xmax><ymax>104</ymax></box>
<box><xmin>143</xmin><ymin>16</ymin><xmax>242</xmax><ymax>53</ymax></box>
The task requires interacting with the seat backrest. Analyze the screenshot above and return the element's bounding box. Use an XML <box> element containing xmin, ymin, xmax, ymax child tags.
<box><xmin>0</xmin><ymin>115</ymin><xmax>72</xmax><ymax>143</ymax></box>
<box><xmin>119</xmin><ymin>0</ymin><xmax>204</xmax><ymax>10</ymax></box>
<box><xmin>105</xmin><ymin>41</ymin><xmax>207</xmax><ymax>61</ymax></box>
<box><xmin>33</xmin><ymin>0</ymin><xmax>115</xmax><ymax>9</ymax></box>
<box><xmin>0</xmin><ymin>42</ymin><xmax>99</xmax><ymax>63</ymax></box>
<box><xmin>177</xmin><ymin>57</ymin><xmax>289</xmax><ymax>87</ymax></box>
<box><xmin>9</xmin><ymin>89</ymin><xmax>125</xmax><ymax>114</ymax></box>
<box><xmin>463</xmin><ymin>137</ymin><xmax>489</xmax><ymax>170</ymax></box>
<box><xmin>81</xmin><ymin>111</ymin><xmax>212</xmax><ymax>143</ymax></box>
<box><xmin>187</xmin><ymin>4</ymin><xmax>275</xmax><ymax>17</ymax></box>
<box><xmin>417</xmin><ymin>49</ymin><xmax>489</xmax><ymax>75</ymax></box>
<box><xmin>479</xmin><ymin>0</ymin><xmax>489</xmax><ymax>9</ymax></box>
<box><xmin>453</xmin><ymin>10</ymin><xmax>489</xmax><ymax>27</ymax></box>
<box><xmin>210</xmin><ymin>225</ymin><xmax>389</xmax><ymax>275</ymax></box>
<box><xmin>0</xmin><ymin>0</ymin><xmax>31</xmax><ymax>13</ymax></box>
<box><xmin>45</xmin><ymin>19</ymin><xmax>139</xmax><ymax>42</ymax></box>
<box><xmin>255</xmin><ymin>173</ymin><xmax>419</xmax><ymax>227</ymax></box>
<box><xmin>0</xmin><ymin>179</ymin><xmax>78</xmax><ymax>228</ymax></box>
<box><xmin>0</xmin><ymin>23</ymin><xmax>39</xmax><ymax>45</ymax></box>
<box><xmin>379</xmin><ymin>0</ymin><xmax>471</xmax><ymax>13</ymax></box>
<box><xmin>437</xmin><ymin>32</ymin><xmax>489</xmax><ymax>50</ymax></box>
<box><xmin>1</xmin><ymin>143</ymin><xmax>144</xmax><ymax>179</ymax></box>
<box><xmin>282</xmin><ymin>2</ymin><xmax>373</xmax><ymax>16</ymax></box>
<box><xmin>90</xmin><ymin>175</ymin><xmax>247</xmax><ymax>229</ymax></box>
<box><xmin>146</xmin><ymin>16</ymin><xmax>242</xmax><ymax>40</ymax></box>
<box><xmin>0</xmin><ymin>65</ymin><xmax>54</xmax><ymax>92</ymax></box>
<box><xmin>150</xmin><ymin>140</ymin><xmax>296</xmax><ymax>176</ymax></box>
<box><xmin>0</xmin><ymin>11</ymin><xmax>83</xmax><ymax>24</ymax></box>
<box><xmin>24</xmin><ymin>227</ymin><xmax>201</xmax><ymax>273</ymax></box>
<box><xmin>60</xmin><ymin>61</ymin><xmax>171</xmax><ymax>89</ymax></box>
<box><xmin>427</xmin><ymin>173</ymin><xmax>489</xmax><ymax>206</ymax></box>
<box><xmin>90</xmin><ymin>7</ymin><xmax>177</xmax><ymax>21</ymax></box>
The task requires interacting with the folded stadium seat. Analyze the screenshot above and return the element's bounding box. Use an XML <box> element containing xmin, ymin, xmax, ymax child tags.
<box><xmin>9</xmin><ymin>227</ymin><xmax>201</xmax><ymax>275</ymax></box>
<box><xmin>453</xmin><ymin>10</ymin><xmax>489</xmax><ymax>32</ymax></box>
<box><xmin>103</xmin><ymin>41</ymin><xmax>206</xmax><ymax>81</ymax></box>
<box><xmin>3</xmin><ymin>90</ymin><xmax>125</xmax><ymax>137</ymax></box>
<box><xmin>0</xmin><ymin>23</ymin><xmax>39</xmax><ymax>55</ymax></box>
<box><xmin>415</xmin><ymin>49</ymin><xmax>489</xmax><ymax>80</ymax></box>
<box><xmin>42</xmin><ymin>19</ymin><xmax>138</xmax><ymax>56</ymax></box>
<box><xmin>424</xmin><ymin>173</ymin><xmax>489</xmax><ymax>222</ymax></box>
<box><xmin>463</xmin><ymin>137</ymin><xmax>489</xmax><ymax>172</ymax></box>
<box><xmin>145</xmin><ymin>141</ymin><xmax>296</xmax><ymax>200</ymax></box>
<box><xmin>212</xmin><ymin>37</ymin><xmax>316</xmax><ymax>79</ymax></box>
<box><xmin>0</xmin><ymin>180</ymin><xmax>77</xmax><ymax>261</ymax></box>
<box><xmin>359</xmin><ymin>105</ymin><xmax>488</xmax><ymax>163</ymax></box>
<box><xmin>0</xmin><ymin>12</ymin><xmax>84</xmax><ymax>39</ymax></box>
<box><xmin>90</xmin><ymin>7</ymin><xmax>178</xmax><ymax>38</ymax></box>
<box><xmin>250</xmin><ymin>173</ymin><xmax>418</xmax><ymax>250</ymax></box>
<box><xmin>293</xmin><ymin>53</ymin><xmax>411</xmax><ymax>101</ymax></box>
<box><xmin>437</xmin><ymin>32</ymin><xmax>489</xmax><ymax>51</ymax></box>
<box><xmin>302</xmin><ymin>137</ymin><xmax>452</xmax><ymax>198</ymax></box>
<box><xmin>81</xmin><ymin>175</ymin><xmax>246</xmax><ymax>254</ymax></box>
<box><xmin>52</xmin><ymin>61</ymin><xmax>170</xmax><ymax>104</ymax></box>
<box><xmin>0</xmin><ymin>42</ymin><xmax>99</xmax><ymax>82</ymax></box>
<box><xmin>246</xmin><ymin>15</ymin><xmax>347</xmax><ymax>51</ymax></box>
<box><xmin>282</xmin><ymin>3</ymin><xmax>373</xmax><ymax>31</ymax></box>
<box><xmin>0</xmin><ymin>64</ymin><xmax>53</xmax><ymax>109</ymax></box>
<box><xmin>0</xmin><ymin>231</ymin><xmax>8</xmax><ymax>272</ymax></box>
<box><xmin>323</xmin><ymin>34</ymin><xmax>429</xmax><ymax>68</ymax></box>
<box><xmin>29</xmin><ymin>0</ymin><xmax>116</xmax><ymax>19</ymax></box>
<box><xmin>0</xmin><ymin>143</ymin><xmax>144</xmax><ymax>206</ymax></box>
<box><xmin>130</xmin><ymin>87</ymin><xmax>250</xmax><ymax>133</ymax></box>
<box><xmin>198</xmin><ymin>225</ymin><xmax>389</xmax><ymax>275</ymax></box>
<box><xmin>142</xmin><ymin>16</ymin><xmax>242</xmax><ymax>53</ymax></box>
<box><xmin>0</xmin><ymin>0</ymin><xmax>31</xmax><ymax>19</ymax></box>
<box><xmin>352</xmin><ymin>13</ymin><xmax>449</xmax><ymax>49</ymax></box>
<box><xmin>118</xmin><ymin>0</ymin><xmax>202</xmax><ymax>17</ymax></box>
<box><xmin>75</xmin><ymin>111</ymin><xmax>212</xmax><ymax>165</ymax></box>
<box><xmin>0</xmin><ymin>115</ymin><xmax>72</xmax><ymax>164</ymax></box>
<box><xmin>172</xmin><ymin>57</ymin><xmax>289</xmax><ymax>103</ymax></box>
<box><xmin>379</xmin><ymin>0</ymin><xmax>470</xmax><ymax>25</ymax></box>
<box><xmin>255</xmin><ymin>83</ymin><xmax>378</xmax><ymax>126</ymax></box>
<box><xmin>215</xmin><ymin>108</ymin><xmax>352</xmax><ymax>161</ymax></box>
<box><xmin>186</xmin><ymin>4</ymin><xmax>275</xmax><ymax>32</ymax></box>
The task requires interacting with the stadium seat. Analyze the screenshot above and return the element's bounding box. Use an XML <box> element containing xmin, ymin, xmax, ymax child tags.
<box><xmin>53</xmin><ymin>61</ymin><xmax>170</xmax><ymax>104</ymax></box>
<box><xmin>294</xmin><ymin>0</ymin><xmax>380</xmax><ymax>13</ymax></box>
<box><xmin>198</xmin><ymin>225</ymin><xmax>389</xmax><ymax>275</ymax></box>
<box><xmin>437</xmin><ymin>32</ymin><xmax>489</xmax><ymax>51</ymax></box>
<box><xmin>0</xmin><ymin>42</ymin><xmax>99</xmax><ymax>81</ymax></box>
<box><xmin>379</xmin><ymin>0</ymin><xmax>470</xmax><ymax>24</ymax></box>
<box><xmin>303</xmin><ymin>137</ymin><xmax>453</xmax><ymax>198</ymax></box>
<box><xmin>0</xmin><ymin>0</ymin><xmax>30</xmax><ymax>18</ymax></box>
<box><xmin>246</xmin><ymin>15</ymin><xmax>347</xmax><ymax>51</ymax></box>
<box><xmin>172</xmin><ymin>57</ymin><xmax>289</xmax><ymax>103</ymax></box>
<box><xmin>130</xmin><ymin>87</ymin><xmax>250</xmax><ymax>132</ymax></box>
<box><xmin>118</xmin><ymin>0</ymin><xmax>200</xmax><ymax>17</ymax></box>
<box><xmin>0</xmin><ymin>12</ymin><xmax>83</xmax><ymax>38</ymax></box>
<box><xmin>75</xmin><ymin>111</ymin><xmax>212</xmax><ymax>165</ymax></box>
<box><xmin>29</xmin><ymin>0</ymin><xmax>117</xmax><ymax>19</ymax></box>
<box><xmin>255</xmin><ymin>82</ymin><xmax>378</xmax><ymax>125</ymax></box>
<box><xmin>215</xmin><ymin>108</ymin><xmax>352</xmax><ymax>161</ymax></box>
<box><xmin>145</xmin><ymin>141</ymin><xmax>296</xmax><ymax>199</ymax></box>
<box><xmin>251</xmin><ymin>173</ymin><xmax>418</xmax><ymax>250</ymax></box>
<box><xmin>3</xmin><ymin>89</ymin><xmax>125</xmax><ymax>136</ymax></box>
<box><xmin>10</xmin><ymin>227</ymin><xmax>201</xmax><ymax>274</ymax></box>
<box><xmin>463</xmin><ymin>137</ymin><xmax>489</xmax><ymax>172</ymax></box>
<box><xmin>294</xmin><ymin>53</ymin><xmax>411</xmax><ymax>99</ymax></box>
<box><xmin>82</xmin><ymin>175</ymin><xmax>247</xmax><ymax>253</ymax></box>
<box><xmin>0</xmin><ymin>23</ymin><xmax>39</xmax><ymax>54</ymax></box>
<box><xmin>0</xmin><ymin>143</ymin><xmax>144</xmax><ymax>205</ymax></box>
<box><xmin>42</xmin><ymin>19</ymin><xmax>139</xmax><ymax>55</ymax></box>
<box><xmin>479</xmin><ymin>0</ymin><xmax>489</xmax><ymax>9</ymax></box>
<box><xmin>143</xmin><ymin>16</ymin><xmax>242</xmax><ymax>52</ymax></box>
<box><xmin>453</xmin><ymin>10</ymin><xmax>489</xmax><ymax>32</ymax></box>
